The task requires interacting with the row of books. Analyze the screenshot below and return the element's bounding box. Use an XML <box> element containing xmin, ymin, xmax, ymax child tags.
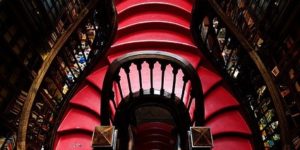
<box><xmin>7</xmin><ymin>90</ymin><xmax>26</xmax><ymax>114</ymax></box>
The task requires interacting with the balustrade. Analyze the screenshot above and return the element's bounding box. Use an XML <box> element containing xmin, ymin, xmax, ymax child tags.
<box><xmin>101</xmin><ymin>51</ymin><xmax>204</xmax><ymax>127</ymax></box>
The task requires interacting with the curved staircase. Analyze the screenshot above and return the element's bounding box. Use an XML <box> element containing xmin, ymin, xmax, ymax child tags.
<box><xmin>54</xmin><ymin>0</ymin><xmax>254</xmax><ymax>149</ymax></box>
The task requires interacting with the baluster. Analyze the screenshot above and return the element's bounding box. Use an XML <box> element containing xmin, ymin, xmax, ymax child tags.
<box><xmin>215</xmin><ymin>20</ymin><xmax>221</xmax><ymax>35</ymax></box>
<box><xmin>39</xmin><ymin>90</ymin><xmax>55</xmax><ymax>111</ymax></box>
<box><xmin>204</xmin><ymin>26</ymin><xmax>210</xmax><ymax>47</ymax></box>
<box><xmin>187</xmin><ymin>90</ymin><xmax>195</xmax><ymax>111</ymax></box>
<box><xmin>171</xmin><ymin>64</ymin><xmax>179</xmax><ymax>99</ymax></box>
<box><xmin>134</xmin><ymin>60</ymin><xmax>143</xmax><ymax>95</ymax></box>
<box><xmin>225</xmin><ymin>44</ymin><xmax>234</xmax><ymax>69</ymax></box>
<box><xmin>230</xmin><ymin>56</ymin><xmax>240</xmax><ymax>77</ymax></box>
<box><xmin>159</xmin><ymin>61</ymin><xmax>167</xmax><ymax>95</ymax></box>
<box><xmin>48</xmin><ymin>75</ymin><xmax>64</xmax><ymax>97</ymax></box>
<box><xmin>222</xmin><ymin>32</ymin><xmax>229</xmax><ymax>52</ymax></box>
<box><xmin>101</xmin><ymin>89</ymin><xmax>115</xmax><ymax>125</ymax></box>
<box><xmin>76</xmin><ymin>35</ymin><xmax>88</xmax><ymax>63</ymax></box>
<box><xmin>123</xmin><ymin>63</ymin><xmax>133</xmax><ymax>97</ymax></box>
<box><xmin>180</xmin><ymin>75</ymin><xmax>189</xmax><ymax>102</ymax></box>
<box><xmin>114</xmin><ymin>73</ymin><xmax>124</xmax><ymax>100</ymax></box>
<box><xmin>69</xmin><ymin>46</ymin><xmax>83</xmax><ymax>73</ymax></box>
<box><xmin>109</xmin><ymin>90</ymin><xmax>117</xmax><ymax>110</ymax></box>
<box><xmin>148</xmin><ymin>60</ymin><xmax>155</xmax><ymax>94</ymax></box>
<box><xmin>55</xmin><ymin>60</ymin><xmax>72</xmax><ymax>87</ymax></box>
<box><xmin>60</xmin><ymin>53</ymin><xmax>77</xmax><ymax>81</ymax></box>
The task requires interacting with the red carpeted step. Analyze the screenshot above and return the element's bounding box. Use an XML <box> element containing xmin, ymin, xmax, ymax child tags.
<box><xmin>109</xmin><ymin>41</ymin><xmax>199</xmax><ymax>56</ymax></box>
<box><xmin>135</xmin><ymin>122</ymin><xmax>174</xmax><ymax>131</ymax></box>
<box><xmin>70</xmin><ymin>85</ymin><xmax>101</xmax><ymax>116</ymax></box>
<box><xmin>54</xmin><ymin>133</ymin><xmax>92</xmax><ymax>150</ymax></box>
<box><xmin>86</xmin><ymin>66</ymin><xmax>108</xmax><ymax>90</ymax></box>
<box><xmin>117</xmin><ymin>0</ymin><xmax>191</xmax><ymax>29</ymax></box>
<box><xmin>57</xmin><ymin>108</ymin><xmax>100</xmax><ymax>133</ymax></box>
<box><xmin>135</xmin><ymin>122</ymin><xmax>175</xmax><ymax>135</ymax></box>
<box><xmin>204</xmin><ymin>86</ymin><xmax>239</xmax><ymax>120</ymax></box>
<box><xmin>188</xmin><ymin>67</ymin><xmax>222</xmax><ymax>120</ymax></box>
<box><xmin>134</xmin><ymin>133</ymin><xmax>176</xmax><ymax>145</ymax></box>
<box><xmin>213</xmin><ymin>136</ymin><xmax>253</xmax><ymax>150</ymax></box>
<box><xmin>119</xmin><ymin>12</ymin><xmax>190</xmax><ymax>30</ymax></box>
<box><xmin>135</xmin><ymin>141</ymin><xmax>175</xmax><ymax>150</ymax></box>
<box><xmin>197</xmin><ymin>67</ymin><xmax>222</xmax><ymax>95</ymax></box>
<box><xmin>205</xmin><ymin>110</ymin><xmax>252</xmax><ymax>136</ymax></box>
<box><xmin>117</xmin><ymin>22</ymin><xmax>190</xmax><ymax>41</ymax></box>
<box><xmin>113</xmin><ymin>28</ymin><xmax>194</xmax><ymax>49</ymax></box>
<box><xmin>133</xmin><ymin>122</ymin><xmax>176</xmax><ymax>150</ymax></box>
<box><xmin>116</xmin><ymin>0</ymin><xmax>192</xmax><ymax>15</ymax></box>
<box><xmin>133</xmin><ymin>122</ymin><xmax>176</xmax><ymax>142</ymax></box>
<box><xmin>112</xmin><ymin>0</ymin><xmax>196</xmax><ymax>57</ymax></box>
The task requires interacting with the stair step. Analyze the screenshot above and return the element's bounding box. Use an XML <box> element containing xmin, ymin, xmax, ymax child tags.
<box><xmin>135</xmin><ymin>122</ymin><xmax>174</xmax><ymax>133</ymax></box>
<box><xmin>112</xmin><ymin>28</ymin><xmax>194</xmax><ymax>48</ymax></box>
<box><xmin>204</xmin><ymin>86</ymin><xmax>239</xmax><ymax>119</ymax></box>
<box><xmin>119</xmin><ymin>12</ymin><xmax>189</xmax><ymax>30</ymax></box>
<box><xmin>54</xmin><ymin>133</ymin><xmax>92</xmax><ymax>150</ymax></box>
<box><xmin>70</xmin><ymin>85</ymin><xmax>101</xmax><ymax>115</ymax></box>
<box><xmin>134</xmin><ymin>140</ymin><xmax>175</xmax><ymax>150</ymax></box>
<box><xmin>197</xmin><ymin>66</ymin><xmax>222</xmax><ymax>95</ymax></box>
<box><xmin>205</xmin><ymin>110</ymin><xmax>252</xmax><ymax>136</ymax></box>
<box><xmin>58</xmin><ymin>108</ymin><xmax>100</xmax><ymax>133</ymax></box>
<box><xmin>133</xmin><ymin>122</ymin><xmax>177</xmax><ymax>149</ymax></box>
<box><xmin>116</xmin><ymin>0</ymin><xmax>192</xmax><ymax>15</ymax></box>
<box><xmin>117</xmin><ymin>21</ymin><xmax>190</xmax><ymax>40</ymax></box>
<box><xmin>187</xmin><ymin>67</ymin><xmax>223</xmax><ymax>121</ymax></box>
<box><xmin>213</xmin><ymin>136</ymin><xmax>253</xmax><ymax>150</ymax></box>
<box><xmin>86</xmin><ymin>65</ymin><xmax>108</xmax><ymax>90</ymax></box>
<box><xmin>134</xmin><ymin>128</ymin><xmax>174</xmax><ymax>138</ymax></box>
<box><xmin>134</xmin><ymin>133</ymin><xmax>176</xmax><ymax>144</ymax></box>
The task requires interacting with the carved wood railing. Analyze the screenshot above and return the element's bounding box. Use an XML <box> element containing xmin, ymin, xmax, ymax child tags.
<box><xmin>100</xmin><ymin>51</ymin><xmax>204</xmax><ymax>149</ymax></box>
<box><xmin>16</xmin><ymin>0</ymin><xmax>117</xmax><ymax>149</ymax></box>
<box><xmin>101</xmin><ymin>51</ymin><xmax>204</xmax><ymax>126</ymax></box>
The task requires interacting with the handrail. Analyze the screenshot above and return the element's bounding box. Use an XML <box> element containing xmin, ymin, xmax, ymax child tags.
<box><xmin>191</xmin><ymin>0</ymin><xmax>290</xmax><ymax>149</ymax></box>
<box><xmin>16</xmin><ymin>0</ymin><xmax>117</xmax><ymax>149</ymax></box>
<box><xmin>101</xmin><ymin>51</ymin><xmax>204</xmax><ymax>126</ymax></box>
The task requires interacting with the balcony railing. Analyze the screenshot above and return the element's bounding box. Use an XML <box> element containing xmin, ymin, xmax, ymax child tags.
<box><xmin>16</xmin><ymin>0</ymin><xmax>117</xmax><ymax>149</ymax></box>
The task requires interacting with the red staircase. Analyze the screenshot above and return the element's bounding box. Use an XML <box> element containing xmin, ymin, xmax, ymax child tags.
<box><xmin>133</xmin><ymin>122</ymin><xmax>177</xmax><ymax>150</ymax></box>
<box><xmin>54</xmin><ymin>0</ymin><xmax>254</xmax><ymax>149</ymax></box>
